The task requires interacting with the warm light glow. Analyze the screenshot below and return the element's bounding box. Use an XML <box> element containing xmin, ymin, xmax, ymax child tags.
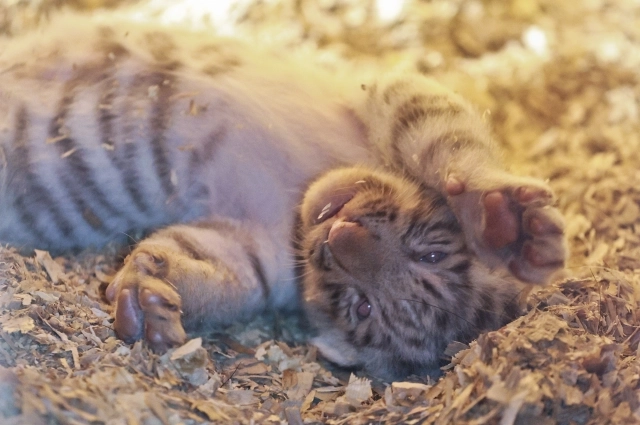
<box><xmin>597</xmin><ymin>40</ymin><xmax>621</xmax><ymax>63</ymax></box>
<box><xmin>522</xmin><ymin>26</ymin><xmax>548</xmax><ymax>56</ymax></box>
<box><xmin>375</xmin><ymin>0</ymin><xmax>406</xmax><ymax>23</ymax></box>
<box><xmin>129</xmin><ymin>0</ymin><xmax>247</xmax><ymax>34</ymax></box>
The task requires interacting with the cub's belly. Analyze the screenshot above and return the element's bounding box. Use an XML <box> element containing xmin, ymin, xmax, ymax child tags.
<box><xmin>0</xmin><ymin>64</ymin><xmax>370</xmax><ymax>251</ymax></box>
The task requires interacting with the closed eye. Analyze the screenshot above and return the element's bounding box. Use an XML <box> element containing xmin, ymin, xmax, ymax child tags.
<box><xmin>416</xmin><ymin>251</ymin><xmax>448</xmax><ymax>264</ymax></box>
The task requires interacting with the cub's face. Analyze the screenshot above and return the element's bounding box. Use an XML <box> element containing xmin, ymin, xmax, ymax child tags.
<box><xmin>300</xmin><ymin>167</ymin><xmax>518</xmax><ymax>379</ymax></box>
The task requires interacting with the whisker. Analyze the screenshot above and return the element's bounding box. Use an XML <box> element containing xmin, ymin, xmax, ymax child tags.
<box><xmin>396</xmin><ymin>287</ymin><xmax>528</xmax><ymax>334</ymax></box>
<box><xmin>397</xmin><ymin>297</ymin><xmax>482</xmax><ymax>332</ymax></box>
<box><xmin>119</xmin><ymin>231</ymin><xmax>140</xmax><ymax>245</ymax></box>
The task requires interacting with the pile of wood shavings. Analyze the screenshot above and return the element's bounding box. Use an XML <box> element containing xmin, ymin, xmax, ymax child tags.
<box><xmin>1</xmin><ymin>0</ymin><xmax>640</xmax><ymax>423</ymax></box>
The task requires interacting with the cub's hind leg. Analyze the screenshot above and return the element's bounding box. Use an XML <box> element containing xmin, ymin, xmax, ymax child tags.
<box><xmin>358</xmin><ymin>74</ymin><xmax>567</xmax><ymax>284</ymax></box>
<box><xmin>106</xmin><ymin>219</ymin><xmax>284</xmax><ymax>352</ymax></box>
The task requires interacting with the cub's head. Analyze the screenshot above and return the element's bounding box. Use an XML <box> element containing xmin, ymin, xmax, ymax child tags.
<box><xmin>299</xmin><ymin>167</ymin><xmax>521</xmax><ymax>379</ymax></box>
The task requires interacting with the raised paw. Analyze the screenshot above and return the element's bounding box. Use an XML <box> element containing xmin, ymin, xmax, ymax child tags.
<box><xmin>106</xmin><ymin>249</ymin><xmax>187</xmax><ymax>352</ymax></box>
<box><xmin>447</xmin><ymin>172</ymin><xmax>567</xmax><ymax>284</ymax></box>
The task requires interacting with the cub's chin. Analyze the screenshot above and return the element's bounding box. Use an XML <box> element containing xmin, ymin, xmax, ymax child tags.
<box><xmin>298</xmin><ymin>166</ymin><xmax>524</xmax><ymax>380</ymax></box>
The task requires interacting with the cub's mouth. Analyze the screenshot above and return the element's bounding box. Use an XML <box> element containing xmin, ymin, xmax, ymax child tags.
<box><xmin>311</xmin><ymin>188</ymin><xmax>358</xmax><ymax>224</ymax></box>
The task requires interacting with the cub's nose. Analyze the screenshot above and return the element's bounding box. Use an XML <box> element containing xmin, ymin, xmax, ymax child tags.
<box><xmin>327</xmin><ymin>219</ymin><xmax>384</xmax><ymax>277</ymax></box>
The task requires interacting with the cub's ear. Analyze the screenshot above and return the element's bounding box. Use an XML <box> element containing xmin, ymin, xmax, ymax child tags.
<box><xmin>311</xmin><ymin>333</ymin><xmax>361</xmax><ymax>367</ymax></box>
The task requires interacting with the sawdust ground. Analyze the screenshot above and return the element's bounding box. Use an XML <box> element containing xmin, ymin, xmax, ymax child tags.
<box><xmin>1</xmin><ymin>0</ymin><xmax>639</xmax><ymax>424</ymax></box>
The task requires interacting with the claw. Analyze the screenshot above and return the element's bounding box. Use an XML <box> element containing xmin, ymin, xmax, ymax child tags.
<box><xmin>105</xmin><ymin>276</ymin><xmax>121</xmax><ymax>303</ymax></box>
<box><xmin>514</xmin><ymin>186</ymin><xmax>552</xmax><ymax>205</ymax></box>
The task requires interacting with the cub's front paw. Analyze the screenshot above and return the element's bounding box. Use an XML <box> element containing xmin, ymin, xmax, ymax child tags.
<box><xmin>106</xmin><ymin>249</ymin><xmax>187</xmax><ymax>352</ymax></box>
<box><xmin>447</xmin><ymin>172</ymin><xmax>567</xmax><ymax>284</ymax></box>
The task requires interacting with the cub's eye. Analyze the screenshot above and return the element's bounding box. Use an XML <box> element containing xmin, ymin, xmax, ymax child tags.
<box><xmin>355</xmin><ymin>298</ymin><xmax>372</xmax><ymax>320</ymax></box>
<box><xmin>417</xmin><ymin>252</ymin><xmax>447</xmax><ymax>264</ymax></box>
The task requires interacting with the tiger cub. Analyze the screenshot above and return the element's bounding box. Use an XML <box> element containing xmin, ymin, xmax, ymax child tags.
<box><xmin>0</xmin><ymin>13</ymin><xmax>566</xmax><ymax>378</ymax></box>
<box><xmin>300</xmin><ymin>167</ymin><xmax>525</xmax><ymax>378</ymax></box>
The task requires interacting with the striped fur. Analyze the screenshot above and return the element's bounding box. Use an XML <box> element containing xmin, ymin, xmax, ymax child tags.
<box><xmin>300</xmin><ymin>167</ymin><xmax>523</xmax><ymax>378</ymax></box>
<box><xmin>0</xmin><ymin>13</ymin><xmax>566</xmax><ymax>378</ymax></box>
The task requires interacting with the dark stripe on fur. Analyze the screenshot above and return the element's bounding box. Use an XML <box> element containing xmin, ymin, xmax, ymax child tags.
<box><xmin>358</xmin><ymin>327</ymin><xmax>374</xmax><ymax>348</ymax></box>
<box><xmin>502</xmin><ymin>296</ymin><xmax>522</xmax><ymax>325</ymax></box>
<box><xmin>420</xmin><ymin>130</ymin><xmax>483</xmax><ymax>167</ymax></box>
<box><xmin>50</xmin><ymin>75</ymin><xmax>123</xmax><ymax>233</ymax></box>
<box><xmin>97</xmin><ymin>73</ymin><xmax>152</xmax><ymax>219</ymax></box>
<box><xmin>247</xmin><ymin>250</ymin><xmax>270</xmax><ymax>300</ymax></box>
<box><xmin>190</xmin><ymin>127</ymin><xmax>227</xmax><ymax>167</ymax></box>
<box><xmin>419</xmin><ymin>278</ymin><xmax>443</xmax><ymax>300</ymax></box>
<box><xmin>97</xmin><ymin>77</ymin><xmax>117</xmax><ymax>152</ymax></box>
<box><xmin>401</xmin><ymin>216</ymin><xmax>459</xmax><ymax>246</ymax></box>
<box><xmin>188</xmin><ymin>127</ymin><xmax>227</xmax><ymax>195</ymax></box>
<box><xmin>434</xmin><ymin>309</ymin><xmax>449</xmax><ymax>328</ymax></box>
<box><xmin>406</xmin><ymin>335</ymin><xmax>426</xmax><ymax>348</ymax></box>
<box><xmin>148</xmin><ymin>69</ymin><xmax>178</xmax><ymax>202</ymax></box>
<box><xmin>448</xmin><ymin>259</ymin><xmax>471</xmax><ymax>276</ymax></box>
<box><xmin>168</xmin><ymin>231</ymin><xmax>205</xmax><ymax>261</ymax></box>
<box><xmin>9</xmin><ymin>107</ymin><xmax>73</xmax><ymax>244</ymax></box>
<box><xmin>321</xmin><ymin>282</ymin><xmax>345</xmax><ymax>320</ymax></box>
<box><xmin>391</xmin><ymin>95</ymin><xmax>466</xmax><ymax>161</ymax></box>
<box><xmin>119</xmin><ymin>74</ymin><xmax>153</xmax><ymax>214</ymax></box>
<box><xmin>377</xmin><ymin>307</ymin><xmax>397</xmax><ymax>341</ymax></box>
<box><xmin>421</xmin><ymin>217</ymin><xmax>461</xmax><ymax>236</ymax></box>
<box><xmin>190</xmin><ymin>219</ymin><xmax>238</xmax><ymax>234</ymax></box>
<box><xmin>382</xmin><ymin>80</ymin><xmax>410</xmax><ymax>105</ymax></box>
<box><xmin>390</xmin><ymin>95</ymin><xmax>431</xmax><ymax>167</ymax></box>
<box><xmin>392</xmin><ymin>96</ymin><xmax>428</xmax><ymax>135</ymax></box>
<box><xmin>474</xmin><ymin>292</ymin><xmax>495</xmax><ymax>330</ymax></box>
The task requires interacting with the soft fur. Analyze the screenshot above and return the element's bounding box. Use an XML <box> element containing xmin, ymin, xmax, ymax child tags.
<box><xmin>0</xmin><ymin>13</ymin><xmax>566</xmax><ymax>379</ymax></box>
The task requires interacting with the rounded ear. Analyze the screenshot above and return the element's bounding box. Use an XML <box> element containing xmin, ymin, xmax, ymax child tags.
<box><xmin>311</xmin><ymin>333</ymin><xmax>360</xmax><ymax>367</ymax></box>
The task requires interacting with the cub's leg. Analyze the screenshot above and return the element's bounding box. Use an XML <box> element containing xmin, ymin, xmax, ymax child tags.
<box><xmin>358</xmin><ymin>74</ymin><xmax>566</xmax><ymax>284</ymax></box>
<box><xmin>105</xmin><ymin>219</ymin><xmax>282</xmax><ymax>351</ymax></box>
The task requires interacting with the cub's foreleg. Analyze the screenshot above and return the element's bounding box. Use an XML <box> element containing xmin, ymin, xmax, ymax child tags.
<box><xmin>357</xmin><ymin>75</ymin><xmax>566</xmax><ymax>284</ymax></box>
<box><xmin>106</xmin><ymin>219</ymin><xmax>280</xmax><ymax>351</ymax></box>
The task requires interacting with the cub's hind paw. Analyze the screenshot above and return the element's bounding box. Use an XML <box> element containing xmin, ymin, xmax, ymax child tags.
<box><xmin>448</xmin><ymin>173</ymin><xmax>567</xmax><ymax>284</ymax></box>
<box><xmin>106</xmin><ymin>250</ymin><xmax>187</xmax><ymax>352</ymax></box>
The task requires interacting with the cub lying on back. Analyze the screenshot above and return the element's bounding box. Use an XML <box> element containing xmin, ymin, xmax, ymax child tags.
<box><xmin>0</xmin><ymin>13</ymin><xmax>566</xmax><ymax>379</ymax></box>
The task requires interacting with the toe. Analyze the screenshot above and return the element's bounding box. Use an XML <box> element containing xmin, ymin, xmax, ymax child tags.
<box><xmin>445</xmin><ymin>175</ymin><xmax>465</xmax><ymax>196</ymax></box>
<box><xmin>524</xmin><ymin>206</ymin><xmax>565</xmax><ymax>236</ymax></box>
<box><xmin>114</xmin><ymin>288</ymin><xmax>144</xmax><ymax>343</ymax></box>
<box><xmin>138</xmin><ymin>285</ymin><xmax>185</xmax><ymax>352</ymax></box>
<box><xmin>524</xmin><ymin>238</ymin><xmax>566</xmax><ymax>268</ymax></box>
<box><xmin>509</xmin><ymin>238</ymin><xmax>566</xmax><ymax>283</ymax></box>
<box><xmin>145</xmin><ymin>320</ymin><xmax>187</xmax><ymax>352</ymax></box>
<box><xmin>514</xmin><ymin>186</ymin><xmax>553</xmax><ymax>205</ymax></box>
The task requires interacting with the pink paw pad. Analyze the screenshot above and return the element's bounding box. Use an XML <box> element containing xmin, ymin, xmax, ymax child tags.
<box><xmin>482</xmin><ymin>191</ymin><xmax>518</xmax><ymax>249</ymax></box>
